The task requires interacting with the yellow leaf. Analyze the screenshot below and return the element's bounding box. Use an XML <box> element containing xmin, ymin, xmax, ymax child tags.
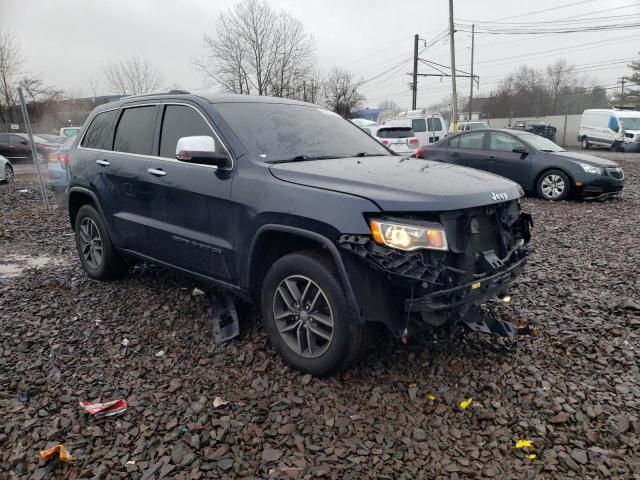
<box><xmin>528</xmin><ymin>454</ymin><xmax>537</xmax><ymax>460</ymax></box>
<box><xmin>459</xmin><ymin>398</ymin><xmax>473</xmax><ymax>410</ymax></box>
<box><xmin>515</xmin><ymin>439</ymin><xmax>533</xmax><ymax>449</ymax></box>
<box><xmin>427</xmin><ymin>394</ymin><xmax>436</xmax><ymax>401</ymax></box>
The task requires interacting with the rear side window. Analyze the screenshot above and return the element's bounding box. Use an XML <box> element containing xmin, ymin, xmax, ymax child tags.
<box><xmin>114</xmin><ymin>106</ymin><xmax>156</xmax><ymax>155</ymax></box>
<box><xmin>427</xmin><ymin>118</ymin><xmax>442</xmax><ymax>131</ymax></box>
<box><xmin>376</xmin><ymin>127</ymin><xmax>414</xmax><ymax>139</ymax></box>
<box><xmin>448</xmin><ymin>135</ymin><xmax>460</xmax><ymax>147</ymax></box>
<box><xmin>0</xmin><ymin>134</ymin><xmax>8</xmax><ymax>143</ymax></box>
<box><xmin>81</xmin><ymin>110</ymin><xmax>117</xmax><ymax>150</ymax></box>
<box><xmin>458</xmin><ymin>132</ymin><xmax>485</xmax><ymax>149</ymax></box>
<box><xmin>411</xmin><ymin>119</ymin><xmax>426</xmax><ymax>132</ymax></box>
<box><xmin>159</xmin><ymin>105</ymin><xmax>216</xmax><ymax>158</ymax></box>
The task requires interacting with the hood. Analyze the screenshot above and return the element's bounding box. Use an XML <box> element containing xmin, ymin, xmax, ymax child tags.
<box><xmin>269</xmin><ymin>156</ymin><xmax>523</xmax><ymax>212</ymax></box>
<box><xmin>549</xmin><ymin>151</ymin><xmax>619</xmax><ymax>167</ymax></box>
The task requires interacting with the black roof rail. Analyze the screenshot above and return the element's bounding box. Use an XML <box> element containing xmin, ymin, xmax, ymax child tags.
<box><xmin>612</xmin><ymin>105</ymin><xmax>636</xmax><ymax>110</ymax></box>
<box><xmin>122</xmin><ymin>89</ymin><xmax>191</xmax><ymax>100</ymax></box>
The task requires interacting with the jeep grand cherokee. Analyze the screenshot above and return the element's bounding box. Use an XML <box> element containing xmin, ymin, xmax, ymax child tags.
<box><xmin>67</xmin><ymin>93</ymin><xmax>532</xmax><ymax>376</ymax></box>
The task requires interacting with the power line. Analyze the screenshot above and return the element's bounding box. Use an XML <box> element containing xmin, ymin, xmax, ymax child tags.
<box><xmin>457</xmin><ymin>0</ymin><xmax>597</xmax><ymax>23</ymax></box>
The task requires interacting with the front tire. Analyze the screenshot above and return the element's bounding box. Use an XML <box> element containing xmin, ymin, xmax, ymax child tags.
<box><xmin>581</xmin><ymin>137</ymin><xmax>590</xmax><ymax>150</ymax></box>
<box><xmin>74</xmin><ymin>204</ymin><xmax>127</xmax><ymax>280</ymax></box>
<box><xmin>537</xmin><ymin>169</ymin><xmax>571</xmax><ymax>201</ymax></box>
<box><xmin>260</xmin><ymin>251</ymin><xmax>368</xmax><ymax>376</ymax></box>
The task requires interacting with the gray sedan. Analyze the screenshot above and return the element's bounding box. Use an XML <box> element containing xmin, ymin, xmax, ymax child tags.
<box><xmin>0</xmin><ymin>155</ymin><xmax>14</xmax><ymax>184</ymax></box>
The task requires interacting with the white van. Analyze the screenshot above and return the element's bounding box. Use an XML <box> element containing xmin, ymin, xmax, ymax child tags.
<box><xmin>578</xmin><ymin>108</ymin><xmax>640</xmax><ymax>152</ymax></box>
<box><xmin>384</xmin><ymin>110</ymin><xmax>447</xmax><ymax>146</ymax></box>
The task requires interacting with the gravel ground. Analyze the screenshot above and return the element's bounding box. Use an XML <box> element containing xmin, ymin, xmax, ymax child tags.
<box><xmin>1</xmin><ymin>152</ymin><xmax>639</xmax><ymax>479</ymax></box>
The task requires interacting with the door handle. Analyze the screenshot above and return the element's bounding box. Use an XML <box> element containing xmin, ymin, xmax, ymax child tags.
<box><xmin>147</xmin><ymin>168</ymin><xmax>166</xmax><ymax>177</ymax></box>
<box><xmin>96</xmin><ymin>159</ymin><xmax>110</xmax><ymax>166</ymax></box>
<box><xmin>450</xmin><ymin>152</ymin><xmax>460</xmax><ymax>157</ymax></box>
<box><xmin>487</xmin><ymin>156</ymin><xmax>496</xmax><ymax>160</ymax></box>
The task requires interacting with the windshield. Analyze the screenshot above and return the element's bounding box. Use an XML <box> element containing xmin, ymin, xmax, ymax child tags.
<box><xmin>619</xmin><ymin>117</ymin><xmax>640</xmax><ymax>130</ymax></box>
<box><xmin>518</xmin><ymin>133</ymin><xmax>564</xmax><ymax>152</ymax></box>
<box><xmin>213</xmin><ymin>103</ymin><xmax>390</xmax><ymax>161</ymax></box>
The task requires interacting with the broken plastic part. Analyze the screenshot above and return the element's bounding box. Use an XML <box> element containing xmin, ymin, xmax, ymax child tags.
<box><xmin>80</xmin><ymin>399</ymin><xmax>128</xmax><ymax>418</ymax></box>
<box><xmin>460</xmin><ymin>307</ymin><xmax>525</xmax><ymax>337</ymax></box>
<box><xmin>210</xmin><ymin>291</ymin><xmax>240</xmax><ymax>343</ymax></box>
<box><xmin>39</xmin><ymin>444</ymin><xmax>73</xmax><ymax>463</ymax></box>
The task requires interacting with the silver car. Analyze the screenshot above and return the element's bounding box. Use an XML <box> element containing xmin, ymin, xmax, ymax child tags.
<box><xmin>0</xmin><ymin>155</ymin><xmax>14</xmax><ymax>183</ymax></box>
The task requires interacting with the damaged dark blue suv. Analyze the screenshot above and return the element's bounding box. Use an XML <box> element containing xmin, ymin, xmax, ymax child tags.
<box><xmin>67</xmin><ymin>93</ymin><xmax>532</xmax><ymax>376</ymax></box>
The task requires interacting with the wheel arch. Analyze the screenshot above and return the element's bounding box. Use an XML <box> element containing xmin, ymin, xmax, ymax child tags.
<box><xmin>68</xmin><ymin>187</ymin><xmax>104</xmax><ymax>230</ymax></box>
<box><xmin>246</xmin><ymin>225</ymin><xmax>361</xmax><ymax>321</ymax></box>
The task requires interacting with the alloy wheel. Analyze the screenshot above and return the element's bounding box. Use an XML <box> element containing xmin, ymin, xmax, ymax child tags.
<box><xmin>272</xmin><ymin>275</ymin><xmax>334</xmax><ymax>358</ymax></box>
<box><xmin>78</xmin><ymin>217</ymin><xmax>103</xmax><ymax>269</ymax></box>
<box><xmin>541</xmin><ymin>174</ymin><xmax>565</xmax><ymax>199</ymax></box>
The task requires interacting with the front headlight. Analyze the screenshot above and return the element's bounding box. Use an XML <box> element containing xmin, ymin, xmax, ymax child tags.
<box><xmin>369</xmin><ymin>219</ymin><xmax>448</xmax><ymax>251</ymax></box>
<box><xmin>577</xmin><ymin>162</ymin><xmax>602</xmax><ymax>175</ymax></box>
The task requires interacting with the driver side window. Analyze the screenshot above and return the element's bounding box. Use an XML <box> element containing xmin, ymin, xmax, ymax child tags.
<box><xmin>489</xmin><ymin>132</ymin><xmax>524</xmax><ymax>152</ymax></box>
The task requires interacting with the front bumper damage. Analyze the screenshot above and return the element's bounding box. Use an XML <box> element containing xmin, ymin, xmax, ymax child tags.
<box><xmin>338</xmin><ymin>201</ymin><xmax>532</xmax><ymax>338</ymax></box>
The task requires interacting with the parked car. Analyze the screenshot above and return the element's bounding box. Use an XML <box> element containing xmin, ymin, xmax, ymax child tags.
<box><xmin>512</xmin><ymin>120</ymin><xmax>557</xmax><ymax>141</ymax></box>
<box><xmin>68</xmin><ymin>93</ymin><xmax>532</xmax><ymax>376</ymax></box>
<box><xmin>0</xmin><ymin>155</ymin><xmax>14</xmax><ymax>184</ymax></box>
<box><xmin>37</xmin><ymin>134</ymin><xmax>68</xmax><ymax>145</ymax></box>
<box><xmin>350</xmin><ymin>118</ymin><xmax>378</xmax><ymax>128</ymax></box>
<box><xmin>0</xmin><ymin>133</ymin><xmax>57</xmax><ymax>162</ymax></box>
<box><xmin>384</xmin><ymin>111</ymin><xmax>447</xmax><ymax>145</ymax></box>
<box><xmin>59</xmin><ymin>127</ymin><xmax>82</xmax><ymax>137</ymax></box>
<box><xmin>579</xmin><ymin>108</ymin><xmax>640</xmax><ymax>152</ymax></box>
<box><xmin>368</xmin><ymin>125</ymin><xmax>419</xmax><ymax>155</ymax></box>
<box><xmin>48</xmin><ymin>136</ymin><xmax>76</xmax><ymax>204</ymax></box>
<box><xmin>416</xmin><ymin>128</ymin><xmax>624</xmax><ymax>201</ymax></box>
<box><xmin>455</xmin><ymin>121</ymin><xmax>489</xmax><ymax>132</ymax></box>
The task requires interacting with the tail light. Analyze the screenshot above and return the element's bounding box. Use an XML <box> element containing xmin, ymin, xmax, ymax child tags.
<box><xmin>415</xmin><ymin>148</ymin><xmax>424</xmax><ymax>159</ymax></box>
<box><xmin>47</xmin><ymin>152</ymin><xmax>59</xmax><ymax>163</ymax></box>
<box><xmin>409</xmin><ymin>137</ymin><xmax>419</xmax><ymax>145</ymax></box>
<box><xmin>59</xmin><ymin>152</ymin><xmax>70</xmax><ymax>168</ymax></box>
<box><xmin>381</xmin><ymin>139</ymin><xmax>389</xmax><ymax>145</ymax></box>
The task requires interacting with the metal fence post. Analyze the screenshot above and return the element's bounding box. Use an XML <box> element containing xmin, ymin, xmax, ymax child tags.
<box><xmin>562</xmin><ymin>115</ymin><xmax>568</xmax><ymax>147</ymax></box>
<box><xmin>18</xmin><ymin>87</ymin><xmax>49</xmax><ymax>211</ymax></box>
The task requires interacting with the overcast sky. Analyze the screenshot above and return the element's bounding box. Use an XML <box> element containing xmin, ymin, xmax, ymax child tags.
<box><xmin>1</xmin><ymin>0</ymin><xmax>638</xmax><ymax>110</ymax></box>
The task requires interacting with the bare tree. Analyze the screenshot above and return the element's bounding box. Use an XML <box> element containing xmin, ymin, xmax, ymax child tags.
<box><xmin>103</xmin><ymin>55</ymin><xmax>162</xmax><ymax>95</ymax></box>
<box><xmin>0</xmin><ymin>32</ymin><xmax>24</xmax><ymax>125</ymax></box>
<box><xmin>194</xmin><ymin>0</ymin><xmax>315</xmax><ymax>98</ymax></box>
<box><xmin>323</xmin><ymin>68</ymin><xmax>365</xmax><ymax>118</ymax></box>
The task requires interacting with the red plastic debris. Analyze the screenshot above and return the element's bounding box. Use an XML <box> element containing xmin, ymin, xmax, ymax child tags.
<box><xmin>79</xmin><ymin>399</ymin><xmax>128</xmax><ymax>418</ymax></box>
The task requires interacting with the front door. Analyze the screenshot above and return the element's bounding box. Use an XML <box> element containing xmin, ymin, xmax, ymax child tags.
<box><xmin>486</xmin><ymin>132</ymin><xmax>530</xmax><ymax>186</ymax></box>
<box><xmin>141</xmin><ymin>103</ymin><xmax>235</xmax><ymax>280</ymax></box>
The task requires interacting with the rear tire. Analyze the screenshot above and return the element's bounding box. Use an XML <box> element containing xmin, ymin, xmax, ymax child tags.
<box><xmin>74</xmin><ymin>204</ymin><xmax>127</xmax><ymax>280</ymax></box>
<box><xmin>581</xmin><ymin>137</ymin><xmax>590</xmax><ymax>150</ymax></box>
<box><xmin>260</xmin><ymin>250</ymin><xmax>369</xmax><ymax>377</ymax></box>
<box><xmin>3</xmin><ymin>164</ymin><xmax>13</xmax><ymax>183</ymax></box>
<box><xmin>537</xmin><ymin>169</ymin><xmax>571</xmax><ymax>201</ymax></box>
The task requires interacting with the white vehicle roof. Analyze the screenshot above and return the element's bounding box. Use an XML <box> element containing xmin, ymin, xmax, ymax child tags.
<box><xmin>351</xmin><ymin>118</ymin><xmax>378</xmax><ymax>127</ymax></box>
<box><xmin>583</xmin><ymin>108</ymin><xmax>640</xmax><ymax>117</ymax></box>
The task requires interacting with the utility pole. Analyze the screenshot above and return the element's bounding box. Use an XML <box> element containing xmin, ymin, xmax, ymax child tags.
<box><xmin>303</xmin><ymin>80</ymin><xmax>307</xmax><ymax>102</ymax></box>
<box><xmin>412</xmin><ymin>34</ymin><xmax>419</xmax><ymax>110</ymax></box>
<box><xmin>468</xmin><ymin>23</ymin><xmax>475</xmax><ymax>121</ymax></box>
<box><xmin>448</xmin><ymin>0</ymin><xmax>458</xmax><ymax>127</ymax></box>
<box><xmin>618</xmin><ymin>77</ymin><xmax>626</xmax><ymax>96</ymax></box>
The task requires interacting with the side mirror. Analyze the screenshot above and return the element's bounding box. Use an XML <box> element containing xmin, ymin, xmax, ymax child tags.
<box><xmin>512</xmin><ymin>146</ymin><xmax>528</xmax><ymax>155</ymax></box>
<box><xmin>176</xmin><ymin>136</ymin><xmax>230</xmax><ymax>168</ymax></box>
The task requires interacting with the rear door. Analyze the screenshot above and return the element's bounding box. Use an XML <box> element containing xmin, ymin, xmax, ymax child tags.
<box><xmin>141</xmin><ymin>102</ymin><xmax>235</xmax><ymax>280</ymax></box>
<box><xmin>82</xmin><ymin>104</ymin><xmax>157</xmax><ymax>252</ymax></box>
<box><xmin>10</xmin><ymin>135</ymin><xmax>32</xmax><ymax>159</ymax></box>
<box><xmin>447</xmin><ymin>131</ymin><xmax>489</xmax><ymax>171</ymax></box>
<box><xmin>486</xmin><ymin>131</ymin><xmax>530</xmax><ymax>185</ymax></box>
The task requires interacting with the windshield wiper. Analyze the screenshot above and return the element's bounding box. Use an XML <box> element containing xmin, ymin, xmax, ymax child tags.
<box><xmin>352</xmin><ymin>152</ymin><xmax>386</xmax><ymax>157</ymax></box>
<box><xmin>268</xmin><ymin>155</ymin><xmax>344</xmax><ymax>164</ymax></box>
